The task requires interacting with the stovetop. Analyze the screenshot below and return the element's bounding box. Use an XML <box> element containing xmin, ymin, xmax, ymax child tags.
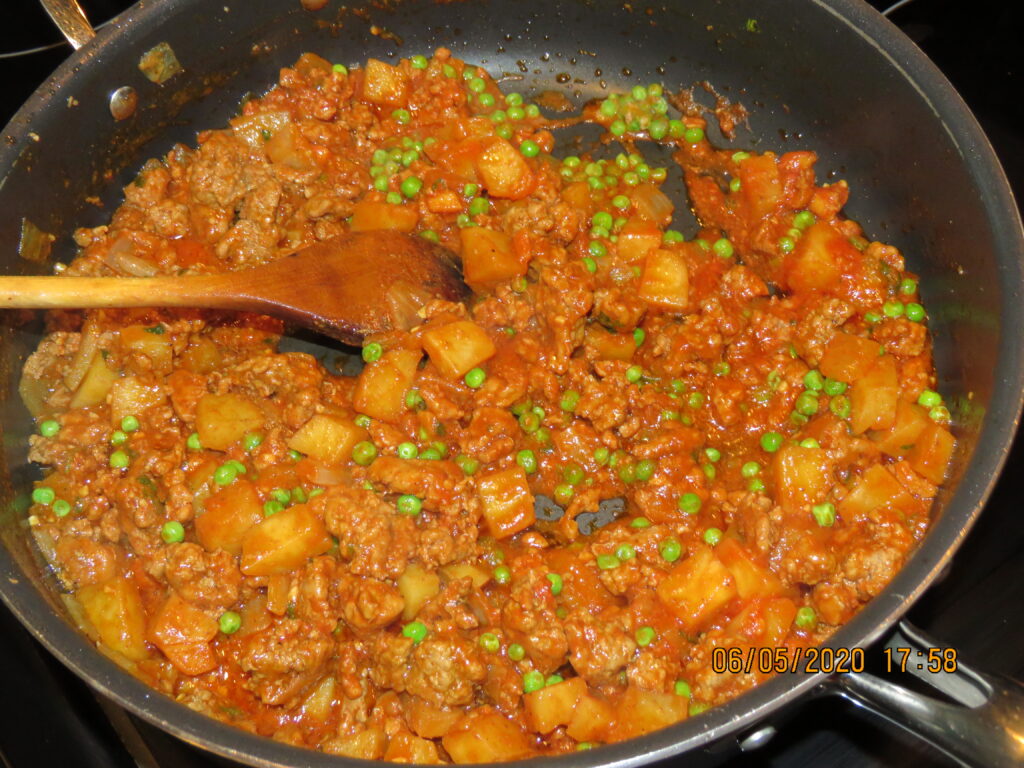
<box><xmin>1</xmin><ymin>1</ymin><xmax>1021</xmax><ymax>767</ymax></box>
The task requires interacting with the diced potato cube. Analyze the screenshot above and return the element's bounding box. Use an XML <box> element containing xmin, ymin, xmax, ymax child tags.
<box><xmin>120</xmin><ymin>324</ymin><xmax>173</xmax><ymax>375</ymax></box>
<box><xmin>460</xmin><ymin>227</ymin><xmax>525</xmax><ymax>288</ymax></box>
<box><xmin>656</xmin><ymin>545</ymin><xmax>737</xmax><ymax>633</ymax></box>
<box><xmin>839</xmin><ymin>464</ymin><xmax>915</xmax><ymax>520</ymax></box>
<box><xmin>726</xmin><ymin>596</ymin><xmax>797</xmax><ymax>647</ymax></box>
<box><xmin>77</xmin><ymin>576</ymin><xmax>149</xmax><ymax>661</ymax></box>
<box><xmin>180</xmin><ymin>336</ymin><xmax>221</xmax><ymax>374</ymax></box>
<box><xmin>870</xmin><ymin>399</ymin><xmax>931</xmax><ymax>457</ymax></box>
<box><xmin>422</xmin><ymin>320</ymin><xmax>497</xmax><ymax>379</ymax></box>
<box><xmin>818</xmin><ymin>333</ymin><xmax>882</xmax><ymax>383</ymax></box>
<box><xmin>230</xmin><ymin>110</ymin><xmax>292</xmax><ymax>149</ymax></box>
<box><xmin>352</xmin><ymin>348</ymin><xmax>422</xmax><ymax>422</ymax></box>
<box><xmin>524</xmin><ymin>677</ymin><xmax>586</xmax><ymax>734</ymax></box>
<box><xmin>612</xmin><ymin>685</ymin><xmax>688</xmax><ymax>741</ymax></box>
<box><xmin>738</xmin><ymin>153</ymin><xmax>782</xmax><ymax>219</ymax></box>
<box><xmin>566</xmin><ymin>693</ymin><xmax>616</xmax><ymax>742</ymax></box>
<box><xmin>361</xmin><ymin>58</ymin><xmax>410</xmax><ymax>106</ymax></box>
<box><xmin>109</xmin><ymin>375</ymin><xmax>166</xmax><ymax>424</ymax></box>
<box><xmin>407</xmin><ymin>697</ymin><xmax>464</xmax><ymax>739</ymax></box>
<box><xmin>638</xmin><ymin>249</ymin><xmax>689</xmax><ymax>311</ymax></box>
<box><xmin>264</xmin><ymin>123</ymin><xmax>313</xmax><ymax>171</ymax></box>
<box><xmin>443</xmin><ymin>709</ymin><xmax>533</xmax><ymax>764</ymax></box>
<box><xmin>585</xmin><ymin>326</ymin><xmax>635</xmax><ymax>361</ymax></box>
<box><xmin>147</xmin><ymin>593</ymin><xmax>218</xmax><ymax>675</ymax></box>
<box><xmin>907</xmin><ymin>422</ymin><xmax>955</xmax><ymax>484</ymax></box>
<box><xmin>785</xmin><ymin>222</ymin><xmax>857</xmax><ymax>294</ymax></box>
<box><xmin>383</xmin><ymin>731</ymin><xmax>440</xmax><ymax>763</ymax></box>
<box><xmin>617</xmin><ymin>220</ymin><xmax>663</xmax><ymax>263</ymax></box>
<box><xmin>476</xmin><ymin>467</ymin><xmax>535</xmax><ymax>539</ymax></box>
<box><xmin>716</xmin><ymin>537</ymin><xmax>786</xmax><ymax>599</ymax></box>
<box><xmin>474</xmin><ymin>138</ymin><xmax>534</xmax><ymax>199</ymax></box>
<box><xmin>350</xmin><ymin>200</ymin><xmax>419</xmax><ymax>233</ymax></box>
<box><xmin>326</xmin><ymin>728</ymin><xmax>387</xmax><ymax>760</ymax></box>
<box><xmin>195</xmin><ymin>479</ymin><xmax>264</xmax><ymax>555</ymax></box>
<box><xmin>287</xmin><ymin>413</ymin><xmax>367</xmax><ymax>466</ymax></box>
<box><xmin>240</xmin><ymin>504</ymin><xmax>333</xmax><ymax>576</ymax></box>
<box><xmin>772</xmin><ymin>444</ymin><xmax>831</xmax><ymax>514</ymax></box>
<box><xmin>69</xmin><ymin>353</ymin><xmax>119</xmax><ymax>409</ymax></box>
<box><xmin>301</xmin><ymin>676</ymin><xmax>336</xmax><ymax>722</ymax></box>
<box><xmin>195</xmin><ymin>392</ymin><xmax>265</xmax><ymax>451</ymax></box>
<box><xmin>849</xmin><ymin>354</ymin><xmax>899</xmax><ymax>434</ymax></box>
<box><xmin>398</xmin><ymin>563</ymin><xmax>441</xmax><ymax>620</ymax></box>
<box><xmin>441</xmin><ymin>563</ymin><xmax>490</xmax><ymax>588</ymax></box>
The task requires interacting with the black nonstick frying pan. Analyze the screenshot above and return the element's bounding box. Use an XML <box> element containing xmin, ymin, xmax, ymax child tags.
<box><xmin>1</xmin><ymin>1</ymin><xmax>1023</xmax><ymax>766</ymax></box>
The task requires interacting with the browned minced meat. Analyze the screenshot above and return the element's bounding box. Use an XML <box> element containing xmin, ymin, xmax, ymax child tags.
<box><xmin>21</xmin><ymin>48</ymin><xmax>954</xmax><ymax>762</ymax></box>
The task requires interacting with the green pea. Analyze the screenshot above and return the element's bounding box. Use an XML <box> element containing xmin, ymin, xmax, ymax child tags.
<box><xmin>523</xmin><ymin>670</ymin><xmax>545</xmax><ymax>694</ymax></box>
<box><xmin>883</xmin><ymin>300</ymin><xmax>905</xmax><ymax>318</ymax></box>
<box><xmin>291</xmin><ymin>486</ymin><xmax>308</xmax><ymax>504</ymax></box>
<box><xmin>795</xmin><ymin>391</ymin><xmax>820</xmax><ymax>416</ymax></box>
<box><xmin>160</xmin><ymin>521</ymin><xmax>184</xmax><ymax>544</ymax></box>
<box><xmin>760</xmin><ymin>431</ymin><xmax>783</xmax><ymax>452</ymax></box>
<box><xmin>563</xmin><ymin>462</ymin><xmax>585</xmax><ymax>485</ymax></box>
<box><xmin>626</xmin><ymin>365</ymin><xmax>643</xmax><ymax>383</ymax></box>
<box><xmin>120</xmin><ymin>415</ymin><xmax>140</xmax><ymax>432</ymax></box>
<box><xmin>812</xmin><ymin>502</ymin><xmax>836</xmax><ymax>527</ymax></box>
<box><xmin>243</xmin><ymin>432</ymin><xmax>263</xmax><ymax>452</ymax></box>
<box><xmin>864</xmin><ymin>311</ymin><xmax>882</xmax><ymax>324</ymax></box>
<box><xmin>600</xmin><ymin>99</ymin><xmax>619</xmax><ymax>117</ymax></box>
<box><xmin>362</xmin><ymin>342</ymin><xmax>383</xmax><ymax>363</ymax></box>
<box><xmin>741</xmin><ymin>461</ymin><xmax>761</xmax><ymax>478</ymax></box>
<box><xmin>525</xmin><ymin>104</ymin><xmax>540</xmax><ymax>118</ymax></box>
<box><xmin>900</xmin><ymin>277</ymin><xmax>918</xmax><ymax>295</ymax></box>
<box><xmin>748</xmin><ymin>478</ymin><xmax>766</xmax><ymax>493</ymax></box>
<box><xmin>263</xmin><ymin>500</ymin><xmax>284</xmax><ymax>516</ymax></box>
<box><xmin>793</xmin><ymin>210</ymin><xmax>816</xmax><ymax>230</ymax></box>
<box><xmin>455</xmin><ymin>454</ymin><xmax>480</xmax><ymax>475</ymax></box>
<box><xmin>823</xmin><ymin>378</ymin><xmax>847</xmax><ymax>396</ymax></box>
<box><xmin>686</xmin><ymin>392</ymin><xmax>705</xmax><ymax>409</ymax></box>
<box><xmin>558</xmin><ymin>390</ymin><xmax>580</xmax><ymax>413</ymax></box>
<box><xmin>478</xmin><ymin>92</ymin><xmax>496</xmax><ymax>108</ymax></box>
<box><xmin>39</xmin><ymin>419</ymin><xmax>60</xmax><ymax>437</ymax></box>
<box><xmin>690</xmin><ymin>702</ymin><xmax>710</xmax><ymax>716</ymax></box>
<box><xmin>395</xmin><ymin>442</ymin><xmax>416</xmax><ymax>460</ymax></box>
<box><xmin>830</xmin><ymin>395</ymin><xmax>851</xmax><ymax>419</ymax></box>
<box><xmin>554</xmin><ymin>483</ymin><xmax>574</xmax><ymax>503</ymax></box>
<box><xmin>683</xmin><ymin>126</ymin><xmax>704</xmax><ymax>143</ymax></box>
<box><xmin>930</xmin><ymin>405</ymin><xmax>951</xmax><ymax>422</ymax></box>
<box><xmin>712</xmin><ymin>238</ymin><xmax>734</xmax><ymax>259</ymax></box>
<box><xmin>674</xmin><ymin>680</ymin><xmax>692</xmax><ymax>698</ymax></box>
<box><xmin>659</xmin><ymin>538</ymin><xmax>682</xmax><ymax>562</ymax></box>
<box><xmin>729</xmin><ymin>178</ymin><xmax>742</xmax><ymax>193</ymax></box>
<box><xmin>507</xmin><ymin>106</ymin><xmax>526</xmax><ymax>122</ymax></box>
<box><xmin>479</xmin><ymin>632</ymin><xmax>500</xmax><ymax>653</ymax></box>
<box><xmin>609</xmin><ymin>119</ymin><xmax>627</xmax><ymax>136</ymax></box>
<box><xmin>917</xmin><ymin>389</ymin><xmax>942</xmax><ymax>408</ymax></box>
<box><xmin>803</xmin><ymin>370</ymin><xmax>825</xmax><ymax>391</ymax></box>
<box><xmin>352</xmin><ymin>441</ymin><xmax>378</xmax><ymax>466</ymax></box>
<box><xmin>400</xmin><ymin>176</ymin><xmax>423</xmax><ymax>198</ymax></box>
<box><xmin>506</xmin><ymin>92</ymin><xmax>523</xmax><ymax>107</ymax></box>
<box><xmin>396</xmin><ymin>495</ymin><xmax>423</xmax><ymax>516</ymax></box>
<box><xmin>778</xmin><ymin>236</ymin><xmax>795</xmax><ymax>254</ymax></box>
<box><xmin>704</xmin><ymin>447</ymin><xmax>721</xmax><ymax>463</ymax></box>
<box><xmin>612</xmin><ymin>194</ymin><xmax>631</xmax><ymax>210</ymax></box>
<box><xmin>53</xmin><ymin>499</ymin><xmax>71</xmax><ymax>517</ymax></box>
<box><xmin>213</xmin><ymin>463</ymin><xmax>238</xmax><ymax>485</ymax></box>
<box><xmin>519</xmin><ymin>140</ymin><xmax>540</xmax><ymax>158</ymax></box>
<box><xmin>635</xmin><ymin>458</ymin><xmax>656</xmax><ymax>481</ymax></box>
<box><xmin>635</xmin><ymin>626</ymin><xmax>656</xmax><ymax>647</ymax></box>
<box><xmin>32</xmin><ymin>486</ymin><xmax>55</xmax><ymax>505</ymax></box>
<box><xmin>410</xmin><ymin>54</ymin><xmax>429</xmax><ymax>70</ymax></box>
<box><xmin>731</xmin><ymin>151</ymin><xmax>751</xmax><ymax>163</ymax></box>
<box><xmin>516</xmin><ymin>449</ymin><xmax>538</xmax><ymax>474</ymax></box>
<box><xmin>905</xmin><ymin>303</ymin><xmax>925</xmax><ymax>322</ymax></box>
<box><xmin>703</xmin><ymin>527</ymin><xmax>723</xmax><ymax>546</ymax></box>
<box><xmin>630</xmin><ymin>517</ymin><xmax>651</xmax><ymax>529</ymax></box>
<box><xmin>109</xmin><ymin>450</ymin><xmax>130</xmax><ymax>469</ymax></box>
<box><xmin>714</xmin><ymin>361</ymin><xmax>731</xmax><ymax>377</ymax></box>
<box><xmin>493</xmin><ymin>565</ymin><xmax>512</xmax><ymax>585</ymax></box>
<box><xmin>218</xmin><ymin>611</ymin><xmax>242</xmax><ymax>634</ymax></box>
<box><xmin>110</xmin><ymin>430</ymin><xmax>128</xmax><ymax>446</ymax></box>
<box><xmin>799</xmin><ymin>438</ymin><xmax>820</xmax><ymax>449</ymax></box>
<box><xmin>333</xmin><ymin>63</ymin><xmax>348</xmax><ymax>75</ymax></box>
<box><xmin>597</xmin><ymin>554</ymin><xmax>621</xmax><ymax>570</ymax></box>
<box><xmin>402</xmin><ymin>621</ymin><xmax>428</xmax><ymax>644</ymax></box>
<box><xmin>616</xmin><ymin>543</ymin><xmax>636</xmax><ymax>561</ymax></box>
<box><xmin>464</xmin><ymin>367</ymin><xmax>486</xmax><ymax>389</ymax></box>
<box><xmin>702</xmin><ymin>463</ymin><xmax>717</xmax><ymax>481</ymax></box>
<box><xmin>468</xmin><ymin>197</ymin><xmax>489</xmax><ymax>216</ymax></box>
<box><xmin>391</xmin><ymin>109</ymin><xmax>411</xmax><ymax>124</ymax></box>
<box><xmin>593</xmin><ymin>447</ymin><xmax>610</xmax><ymax>465</ymax></box>
<box><xmin>577</xmin><ymin>743</ymin><xmax>593</xmax><ymax>751</ymax></box>
<box><xmin>795</xmin><ymin>606</ymin><xmax>817</xmax><ymax>629</ymax></box>
<box><xmin>546</xmin><ymin>573</ymin><xmax>563</xmax><ymax>595</ymax></box>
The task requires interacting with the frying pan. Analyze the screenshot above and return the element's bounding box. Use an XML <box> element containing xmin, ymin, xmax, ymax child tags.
<box><xmin>1</xmin><ymin>0</ymin><xmax>1022</xmax><ymax>766</ymax></box>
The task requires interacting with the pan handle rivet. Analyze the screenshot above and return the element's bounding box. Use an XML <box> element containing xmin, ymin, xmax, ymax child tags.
<box><xmin>738</xmin><ymin>724</ymin><xmax>776</xmax><ymax>751</ymax></box>
<box><xmin>109</xmin><ymin>86</ymin><xmax>137</xmax><ymax>121</ymax></box>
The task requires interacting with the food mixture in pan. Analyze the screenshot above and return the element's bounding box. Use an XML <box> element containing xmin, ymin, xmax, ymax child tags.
<box><xmin>21</xmin><ymin>49</ymin><xmax>955</xmax><ymax>761</ymax></box>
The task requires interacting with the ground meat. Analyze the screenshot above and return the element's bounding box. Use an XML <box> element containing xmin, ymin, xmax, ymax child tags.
<box><xmin>321</xmin><ymin>486</ymin><xmax>417</xmax><ymax>580</ymax></box>
<box><xmin>239</xmin><ymin>618</ymin><xmax>334</xmax><ymax>706</ymax></box>
<box><xmin>340</xmin><ymin>576</ymin><xmax>405</xmax><ymax>631</ymax></box>
<box><xmin>404</xmin><ymin>637</ymin><xmax>487</xmax><ymax>707</ymax></box>
<box><xmin>564</xmin><ymin>611</ymin><xmax>637</xmax><ymax>686</ymax></box>
<box><xmin>367</xmin><ymin>456</ymin><xmax>466</xmax><ymax>515</ymax></box>
<box><xmin>53</xmin><ymin>537</ymin><xmax>118</xmax><ymax>588</ymax></box>
<box><xmin>164</xmin><ymin>542</ymin><xmax>241</xmax><ymax>610</ymax></box>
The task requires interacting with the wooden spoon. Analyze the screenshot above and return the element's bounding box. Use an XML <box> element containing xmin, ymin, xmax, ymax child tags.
<box><xmin>0</xmin><ymin>231</ymin><xmax>469</xmax><ymax>345</ymax></box>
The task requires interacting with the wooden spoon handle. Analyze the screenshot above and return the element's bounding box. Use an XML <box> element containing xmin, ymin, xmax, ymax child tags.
<box><xmin>0</xmin><ymin>274</ymin><xmax>245</xmax><ymax>311</ymax></box>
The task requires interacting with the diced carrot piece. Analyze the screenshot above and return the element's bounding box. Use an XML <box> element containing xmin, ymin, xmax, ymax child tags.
<box><xmin>617</xmin><ymin>220</ymin><xmax>663</xmax><ymax>263</ymax></box>
<box><xmin>656</xmin><ymin>545</ymin><xmax>737</xmax><ymax>633</ymax></box>
<box><xmin>907</xmin><ymin>422</ymin><xmax>955</xmax><ymax>484</ymax></box>
<box><xmin>147</xmin><ymin>593</ymin><xmax>218</xmax><ymax>675</ymax></box>
<box><xmin>839</xmin><ymin>464</ymin><xmax>916</xmax><ymax>520</ymax></box>
<box><xmin>716</xmin><ymin>537</ymin><xmax>787</xmax><ymax>599</ymax></box>
<box><xmin>871</xmin><ymin>399</ymin><xmax>931</xmax><ymax>457</ymax></box>
<box><xmin>772</xmin><ymin>444</ymin><xmax>831</xmax><ymax>514</ymax></box>
<box><xmin>361</xmin><ymin>58</ymin><xmax>409</xmax><ymax>106</ymax></box>
<box><xmin>287</xmin><ymin>414</ymin><xmax>367</xmax><ymax>466</ymax></box>
<box><xmin>474</xmin><ymin>138</ymin><xmax>534</xmax><ymax>199</ymax></box>
<box><xmin>460</xmin><ymin>226</ymin><xmax>526</xmax><ymax>287</ymax></box>
<box><xmin>422</xmin><ymin>320</ymin><xmax>497</xmax><ymax>379</ymax></box>
<box><xmin>350</xmin><ymin>201</ymin><xmax>419</xmax><ymax>233</ymax></box>
<box><xmin>638</xmin><ymin>248</ymin><xmax>689</xmax><ymax>311</ymax></box>
<box><xmin>443</xmin><ymin>709</ymin><xmax>533</xmax><ymax>764</ymax></box>
<box><xmin>240</xmin><ymin>504</ymin><xmax>333</xmax><ymax>576</ymax></box>
<box><xmin>195</xmin><ymin>479</ymin><xmax>264</xmax><ymax>555</ymax></box>
<box><xmin>476</xmin><ymin>467</ymin><xmax>535</xmax><ymax>539</ymax></box>
<box><xmin>849</xmin><ymin>354</ymin><xmax>899</xmax><ymax>434</ymax></box>
<box><xmin>524</xmin><ymin>677</ymin><xmax>587</xmax><ymax>734</ymax></box>
<box><xmin>352</xmin><ymin>348</ymin><xmax>422</xmax><ymax>422</ymax></box>
<box><xmin>818</xmin><ymin>333</ymin><xmax>882</xmax><ymax>383</ymax></box>
<box><xmin>77</xmin><ymin>576</ymin><xmax>149</xmax><ymax>662</ymax></box>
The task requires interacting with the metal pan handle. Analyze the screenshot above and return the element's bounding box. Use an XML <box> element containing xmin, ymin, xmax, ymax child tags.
<box><xmin>826</xmin><ymin>621</ymin><xmax>1024</xmax><ymax>767</ymax></box>
<box><xmin>39</xmin><ymin>0</ymin><xmax>96</xmax><ymax>50</ymax></box>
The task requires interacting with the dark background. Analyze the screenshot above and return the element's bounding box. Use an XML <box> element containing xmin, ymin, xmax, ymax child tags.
<box><xmin>0</xmin><ymin>1</ymin><xmax>1020</xmax><ymax>766</ymax></box>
